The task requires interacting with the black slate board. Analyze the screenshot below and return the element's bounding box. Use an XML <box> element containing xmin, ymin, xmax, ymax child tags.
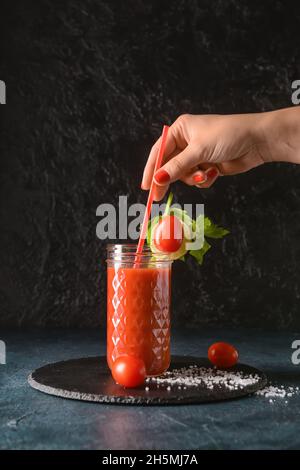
<box><xmin>28</xmin><ymin>356</ymin><xmax>267</xmax><ymax>405</ymax></box>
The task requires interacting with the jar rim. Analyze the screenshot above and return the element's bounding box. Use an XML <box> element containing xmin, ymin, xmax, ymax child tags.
<box><xmin>106</xmin><ymin>243</ymin><xmax>172</xmax><ymax>265</ymax></box>
<box><xmin>106</xmin><ymin>243</ymin><xmax>151</xmax><ymax>252</ymax></box>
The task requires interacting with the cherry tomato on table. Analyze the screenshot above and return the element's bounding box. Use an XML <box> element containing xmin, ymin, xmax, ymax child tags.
<box><xmin>208</xmin><ymin>342</ymin><xmax>239</xmax><ymax>368</ymax></box>
<box><xmin>153</xmin><ymin>215</ymin><xmax>183</xmax><ymax>253</ymax></box>
<box><xmin>112</xmin><ymin>356</ymin><xmax>146</xmax><ymax>388</ymax></box>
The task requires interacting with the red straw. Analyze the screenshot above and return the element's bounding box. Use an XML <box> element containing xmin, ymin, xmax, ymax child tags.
<box><xmin>135</xmin><ymin>125</ymin><xmax>169</xmax><ymax>264</ymax></box>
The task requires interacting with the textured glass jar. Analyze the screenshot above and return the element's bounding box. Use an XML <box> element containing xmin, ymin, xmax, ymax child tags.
<box><xmin>106</xmin><ymin>244</ymin><xmax>172</xmax><ymax>376</ymax></box>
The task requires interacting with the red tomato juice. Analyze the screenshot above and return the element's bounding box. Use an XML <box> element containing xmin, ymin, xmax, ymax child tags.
<box><xmin>107</xmin><ymin>266</ymin><xmax>171</xmax><ymax>376</ymax></box>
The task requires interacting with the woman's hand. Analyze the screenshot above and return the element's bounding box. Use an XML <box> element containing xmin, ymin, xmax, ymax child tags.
<box><xmin>141</xmin><ymin>108</ymin><xmax>300</xmax><ymax>201</ymax></box>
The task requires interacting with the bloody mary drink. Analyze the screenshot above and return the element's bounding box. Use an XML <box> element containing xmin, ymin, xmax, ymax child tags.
<box><xmin>107</xmin><ymin>244</ymin><xmax>172</xmax><ymax>376</ymax></box>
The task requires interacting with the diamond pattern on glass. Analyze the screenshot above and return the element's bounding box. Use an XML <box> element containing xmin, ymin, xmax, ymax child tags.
<box><xmin>107</xmin><ymin>267</ymin><xmax>171</xmax><ymax>375</ymax></box>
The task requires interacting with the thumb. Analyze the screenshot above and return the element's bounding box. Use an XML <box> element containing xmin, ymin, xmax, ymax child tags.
<box><xmin>153</xmin><ymin>145</ymin><xmax>199</xmax><ymax>186</ymax></box>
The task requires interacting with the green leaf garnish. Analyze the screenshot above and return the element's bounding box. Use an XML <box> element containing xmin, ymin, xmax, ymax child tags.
<box><xmin>196</xmin><ymin>215</ymin><xmax>230</xmax><ymax>239</ymax></box>
<box><xmin>189</xmin><ymin>239</ymin><xmax>211</xmax><ymax>265</ymax></box>
<box><xmin>205</xmin><ymin>218</ymin><xmax>229</xmax><ymax>238</ymax></box>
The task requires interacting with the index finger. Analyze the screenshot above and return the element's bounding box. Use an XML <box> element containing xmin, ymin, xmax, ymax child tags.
<box><xmin>141</xmin><ymin>128</ymin><xmax>177</xmax><ymax>190</ymax></box>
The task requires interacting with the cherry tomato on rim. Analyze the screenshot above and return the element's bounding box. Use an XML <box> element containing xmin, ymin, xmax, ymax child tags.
<box><xmin>208</xmin><ymin>342</ymin><xmax>239</xmax><ymax>369</ymax></box>
<box><xmin>112</xmin><ymin>355</ymin><xmax>146</xmax><ymax>388</ymax></box>
<box><xmin>153</xmin><ymin>215</ymin><xmax>183</xmax><ymax>253</ymax></box>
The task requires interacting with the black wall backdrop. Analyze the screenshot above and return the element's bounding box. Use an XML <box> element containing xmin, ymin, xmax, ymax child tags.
<box><xmin>0</xmin><ymin>0</ymin><xmax>300</xmax><ymax>329</ymax></box>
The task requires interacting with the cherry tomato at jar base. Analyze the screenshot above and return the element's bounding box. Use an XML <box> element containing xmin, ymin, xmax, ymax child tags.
<box><xmin>112</xmin><ymin>356</ymin><xmax>146</xmax><ymax>388</ymax></box>
<box><xmin>153</xmin><ymin>215</ymin><xmax>183</xmax><ymax>253</ymax></box>
<box><xmin>208</xmin><ymin>342</ymin><xmax>239</xmax><ymax>368</ymax></box>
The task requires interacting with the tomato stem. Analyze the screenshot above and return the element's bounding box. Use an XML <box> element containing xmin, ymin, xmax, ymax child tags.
<box><xmin>163</xmin><ymin>192</ymin><xmax>174</xmax><ymax>217</ymax></box>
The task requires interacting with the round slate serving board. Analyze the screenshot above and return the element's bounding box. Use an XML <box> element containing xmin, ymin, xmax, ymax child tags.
<box><xmin>28</xmin><ymin>356</ymin><xmax>267</xmax><ymax>405</ymax></box>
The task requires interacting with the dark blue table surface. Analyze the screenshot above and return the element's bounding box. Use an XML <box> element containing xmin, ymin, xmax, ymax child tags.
<box><xmin>1</xmin><ymin>327</ymin><xmax>300</xmax><ymax>450</ymax></box>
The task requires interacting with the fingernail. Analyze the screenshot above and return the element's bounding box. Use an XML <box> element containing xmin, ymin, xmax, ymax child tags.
<box><xmin>193</xmin><ymin>173</ymin><xmax>207</xmax><ymax>184</ymax></box>
<box><xmin>141</xmin><ymin>182</ymin><xmax>145</xmax><ymax>189</ymax></box>
<box><xmin>206</xmin><ymin>167</ymin><xmax>219</xmax><ymax>179</ymax></box>
<box><xmin>154</xmin><ymin>169</ymin><xmax>170</xmax><ymax>185</ymax></box>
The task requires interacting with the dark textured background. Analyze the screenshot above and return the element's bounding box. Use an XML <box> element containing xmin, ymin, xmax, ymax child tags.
<box><xmin>0</xmin><ymin>0</ymin><xmax>300</xmax><ymax>329</ymax></box>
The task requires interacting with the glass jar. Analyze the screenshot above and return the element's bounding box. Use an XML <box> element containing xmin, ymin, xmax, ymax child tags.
<box><xmin>106</xmin><ymin>244</ymin><xmax>172</xmax><ymax>376</ymax></box>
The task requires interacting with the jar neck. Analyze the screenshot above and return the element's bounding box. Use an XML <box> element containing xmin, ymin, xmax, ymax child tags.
<box><xmin>106</xmin><ymin>244</ymin><xmax>172</xmax><ymax>269</ymax></box>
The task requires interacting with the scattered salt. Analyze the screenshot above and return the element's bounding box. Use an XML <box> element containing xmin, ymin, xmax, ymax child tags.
<box><xmin>148</xmin><ymin>365</ymin><xmax>261</xmax><ymax>391</ymax></box>
<box><xmin>146</xmin><ymin>364</ymin><xmax>300</xmax><ymax>405</ymax></box>
<box><xmin>255</xmin><ymin>385</ymin><xmax>299</xmax><ymax>402</ymax></box>
<box><xmin>145</xmin><ymin>386</ymin><xmax>149</xmax><ymax>392</ymax></box>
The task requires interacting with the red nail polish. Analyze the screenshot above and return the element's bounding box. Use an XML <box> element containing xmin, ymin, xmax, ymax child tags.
<box><xmin>193</xmin><ymin>173</ymin><xmax>207</xmax><ymax>184</ymax></box>
<box><xmin>206</xmin><ymin>167</ymin><xmax>219</xmax><ymax>179</ymax></box>
<box><xmin>154</xmin><ymin>169</ymin><xmax>170</xmax><ymax>185</ymax></box>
